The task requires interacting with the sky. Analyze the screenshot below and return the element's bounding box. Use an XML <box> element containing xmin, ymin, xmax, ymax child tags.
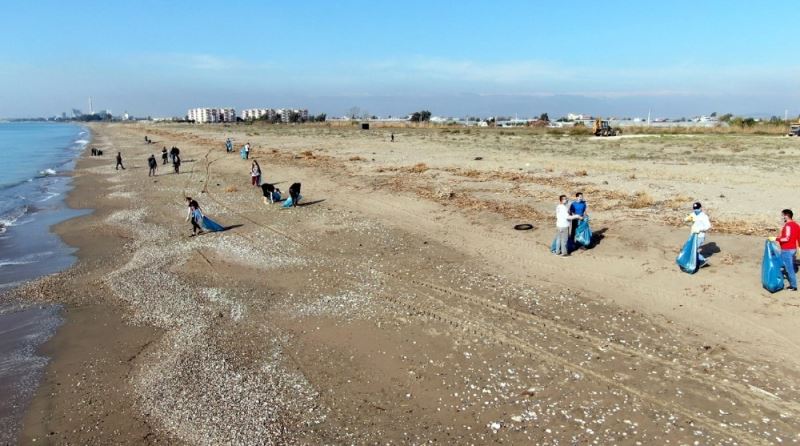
<box><xmin>1</xmin><ymin>0</ymin><xmax>798</xmax><ymax>119</ymax></box>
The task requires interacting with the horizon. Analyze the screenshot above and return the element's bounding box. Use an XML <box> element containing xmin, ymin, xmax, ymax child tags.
<box><xmin>2</xmin><ymin>1</ymin><xmax>798</xmax><ymax>119</ymax></box>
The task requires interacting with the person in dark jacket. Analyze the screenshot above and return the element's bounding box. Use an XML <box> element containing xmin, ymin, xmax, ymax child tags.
<box><xmin>147</xmin><ymin>155</ymin><xmax>158</xmax><ymax>176</ymax></box>
<box><xmin>161</xmin><ymin>147</ymin><xmax>168</xmax><ymax>164</ymax></box>
<box><xmin>289</xmin><ymin>183</ymin><xmax>301</xmax><ymax>207</ymax></box>
<box><xmin>115</xmin><ymin>152</ymin><xmax>125</xmax><ymax>170</ymax></box>
<box><xmin>169</xmin><ymin>146</ymin><xmax>180</xmax><ymax>163</ymax></box>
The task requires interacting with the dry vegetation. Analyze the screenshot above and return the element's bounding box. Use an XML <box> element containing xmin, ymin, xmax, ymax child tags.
<box><xmin>143</xmin><ymin>123</ymin><xmax>799</xmax><ymax>237</ymax></box>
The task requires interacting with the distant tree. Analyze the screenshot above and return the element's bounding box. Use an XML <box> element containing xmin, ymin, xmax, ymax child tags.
<box><xmin>710</xmin><ymin>112</ymin><xmax>717</xmax><ymax>117</ymax></box>
<box><xmin>539</xmin><ymin>112</ymin><xmax>550</xmax><ymax>122</ymax></box>
<box><xmin>556</xmin><ymin>116</ymin><xmax>569</xmax><ymax>122</ymax></box>
<box><xmin>315</xmin><ymin>113</ymin><xmax>326</xmax><ymax>122</ymax></box>
<box><xmin>288</xmin><ymin>111</ymin><xmax>301</xmax><ymax>123</ymax></box>
<box><xmin>347</xmin><ymin>106</ymin><xmax>360</xmax><ymax>120</ymax></box>
<box><xmin>730</xmin><ymin>116</ymin><xmax>756</xmax><ymax>128</ymax></box>
<box><xmin>719</xmin><ymin>113</ymin><xmax>733</xmax><ymax>123</ymax></box>
<box><xmin>270</xmin><ymin>113</ymin><xmax>282</xmax><ymax>124</ymax></box>
<box><xmin>409</xmin><ymin>110</ymin><xmax>432</xmax><ymax>122</ymax></box>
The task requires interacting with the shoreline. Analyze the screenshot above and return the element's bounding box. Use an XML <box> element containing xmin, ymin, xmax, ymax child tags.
<box><xmin>0</xmin><ymin>123</ymin><xmax>93</xmax><ymax>444</ymax></box>
<box><xmin>13</xmin><ymin>126</ymin><xmax>166</xmax><ymax>443</ymax></box>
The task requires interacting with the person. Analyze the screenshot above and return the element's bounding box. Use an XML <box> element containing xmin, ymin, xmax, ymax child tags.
<box><xmin>185</xmin><ymin>197</ymin><xmax>203</xmax><ymax>236</ymax></box>
<box><xmin>147</xmin><ymin>154</ymin><xmax>158</xmax><ymax>176</ymax></box>
<box><xmin>289</xmin><ymin>183</ymin><xmax>301</xmax><ymax>207</ymax></box>
<box><xmin>261</xmin><ymin>183</ymin><xmax>281</xmax><ymax>204</ymax></box>
<box><xmin>173</xmin><ymin>154</ymin><xmax>181</xmax><ymax>173</ymax></box>
<box><xmin>170</xmin><ymin>146</ymin><xmax>180</xmax><ymax>163</ymax></box>
<box><xmin>391</xmin><ymin>133</ymin><xmax>395</xmax><ymax>142</ymax></box>
<box><xmin>770</xmin><ymin>209</ymin><xmax>800</xmax><ymax>291</ymax></box>
<box><xmin>189</xmin><ymin>205</ymin><xmax>204</xmax><ymax>236</ymax></box>
<box><xmin>226</xmin><ymin>138</ymin><xmax>233</xmax><ymax>153</ymax></box>
<box><xmin>244</xmin><ymin>142</ymin><xmax>251</xmax><ymax>160</ymax></box>
<box><xmin>685</xmin><ymin>202</ymin><xmax>711</xmax><ymax>265</ymax></box>
<box><xmin>554</xmin><ymin>194</ymin><xmax>582</xmax><ymax>257</ymax></box>
<box><xmin>568</xmin><ymin>192</ymin><xmax>588</xmax><ymax>244</ymax></box>
<box><xmin>144</xmin><ymin>135</ymin><xmax>149</xmax><ymax>144</ymax></box>
<box><xmin>115</xmin><ymin>152</ymin><xmax>125</xmax><ymax>170</ymax></box>
<box><xmin>161</xmin><ymin>147</ymin><xmax>168</xmax><ymax>165</ymax></box>
<box><xmin>250</xmin><ymin>160</ymin><xmax>261</xmax><ymax>186</ymax></box>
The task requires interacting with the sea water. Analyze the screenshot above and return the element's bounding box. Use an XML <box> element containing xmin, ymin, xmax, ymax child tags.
<box><xmin>0</xmin><ymin>121</ymin><xmax>89</xmax><ymax>443</ymax></box>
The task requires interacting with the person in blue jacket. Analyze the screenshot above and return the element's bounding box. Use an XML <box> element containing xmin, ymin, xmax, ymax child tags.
<box><xmin>568</xmin><ymin>192</ymin><xmax>588</xmax><ymax>245</ymax></box>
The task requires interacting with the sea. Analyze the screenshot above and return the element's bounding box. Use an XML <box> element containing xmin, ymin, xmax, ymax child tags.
<box><xmin>0</xmin><ymin>121</ymin><xmax>89</xmax><ymax>443</ymax></box>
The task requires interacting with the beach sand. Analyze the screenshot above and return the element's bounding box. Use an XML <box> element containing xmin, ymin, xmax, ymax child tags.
<box><xmin>7</xmin><ymin>122</ymin><xmax>800</xmax><ymax>444</ymax></box>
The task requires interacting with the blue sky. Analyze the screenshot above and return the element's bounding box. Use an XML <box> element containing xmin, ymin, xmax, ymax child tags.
<box><xmin>2</xmin><ymin>0</ymin><xmax>797</xmax><ymax>118</ymax></box>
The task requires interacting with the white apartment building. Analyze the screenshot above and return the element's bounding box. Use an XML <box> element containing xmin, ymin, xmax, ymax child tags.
<box><xmin>187</xmin><ymin>107</ymin><xmax>236</xmax><ymax>123</ymax></box>
<box><xmin>240</xmin><ymin>108</ymin><xmax>278</xmax><ymax>121</ymax></box>
<box><xmin>278</xmin><ymin>108</ymin><xmax>309</xmax><ymax>123</ymax></box>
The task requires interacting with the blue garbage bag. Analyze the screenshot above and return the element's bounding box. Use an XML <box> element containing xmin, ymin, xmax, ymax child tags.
<box><xmin>762</xmin><ymin>240</ymin><xmax>784</xmax><ymax>293</ymax></box>
<box><xmin>282</xmin><ymin>194</ymin><xmax>302</xmax><ymax>208</ymax></box>
<box><xmin>201</xmin><ymin>216</ymin><xmax>225</xmax><ymax>232</ymax></box>
<box><xmin>575</xmin><ymin>217</ymin><xmax>592</xmax><ymax>247</ymax></box>
<box><xmin>240</xmin><ymin>147</ymin><xmax>247</xmax><ymax>159</ymax></box>
<box><xmin>676</xmin><ymin>233</ymin><xmax>699</xmax><ymax>274</ymax></box>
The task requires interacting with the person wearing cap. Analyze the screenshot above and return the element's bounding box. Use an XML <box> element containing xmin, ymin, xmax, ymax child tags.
<box><xmin>685</xmin><ymin>202</ymin><xmax>711</xmax><ymax>264</ymax></box>
<box><xmin>769</xmin><ymin>209</ymin><xmax>800</xmax><ymax>291</ymax></box>
<box><xmin>555</xmin><ymin>194</ymin><xmax>583</xmax><ymax>257</ymax></box>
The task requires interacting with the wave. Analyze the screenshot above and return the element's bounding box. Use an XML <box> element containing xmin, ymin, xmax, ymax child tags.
<box><xmin>0</xmin><ymin>251</ymin><xmax>54</xmax><ymax>268</ymax></box>
<box><xmin>73</xmin><ymin>139</ymin><xmax>89</xmax><ymax>145</ymax></box>
<box><xmin>0</xmin><ymin>259</ymin><xmax>37</xmax><ymax>268</ymax></box>
<box><xmin>0</xmin><ymin>205</ymin><xmax>29</xmax><ymax>233</ymax></box>
<box><xmin>37</xmin><ymin>191</ymin><xmax>61</xmax><ymax>203</ymax></box>
<box><xmin>38</xmin><ymin>168</ymin><xmax>57</xmax><ymax>177</ymax></box>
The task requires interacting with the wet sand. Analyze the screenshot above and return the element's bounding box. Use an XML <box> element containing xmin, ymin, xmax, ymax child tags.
<box><xmin>6</xmin><ymin>122</ymin><xmax>800</xmax><ymax>444</ymax></box>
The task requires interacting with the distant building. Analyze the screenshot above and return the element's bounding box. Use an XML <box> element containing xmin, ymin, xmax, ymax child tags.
<box><xmin>567</xmin><ymin>113</ymin><xmax>589</xmax><ymax>121</ymax></box>
<box><xmin>187</xmin><ymin>107</ymin><xmax>236</xmax><ymax>123</ymax></box>
<box><xmin>277</xmin><ymin>108</ymin><xmax>308</xmax><ymax>123</ymax></box>
<box><xmin>240</xmin><ymin>108</ymin><xmax>276</xmax><ymax>121</ymax></box>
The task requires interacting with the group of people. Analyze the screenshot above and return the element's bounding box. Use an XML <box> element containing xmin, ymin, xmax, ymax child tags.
<box><xmin>552</xmin><ymin>193</ymin><xmax>799</xmax><ymax>292</ymax></box>
<box><xmin>552</xmin><ymin>192</ymin><xmax>589</xmax><ymax>257</ymax></box>
<box><xmin>248</xmin><ymin>157</ymin><xmax>303</xmax><ymax>207</ymax></box>
<box><xmin>147</xmin><ymin>146</ymin><xmax>181</xmax><ymax>176</ymax></box>
<box><xmin>225</xmin><ymin>138</ymin><xmax>303</xmax><ymax>208</ymax></box>
<box><xmin>238</xmin><ymin>142</ymin><xmax>251</xmax><ymax>159</ymax></box>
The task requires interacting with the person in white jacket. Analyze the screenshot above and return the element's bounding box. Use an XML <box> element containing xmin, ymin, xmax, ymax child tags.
<box><xmin>554</xmin><ymin>194</ymin><xmax>583</xmax><ymax>256</ymax></box>
<box><xmin>685</xmin><ymin>201</ymin><xmax>711</xmax><ymax>264</ymax></box>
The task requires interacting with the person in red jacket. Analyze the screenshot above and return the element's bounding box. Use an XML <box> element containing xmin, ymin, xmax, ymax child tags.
<box><xmin>771</xmin><ymin>209</ymin><xmax>800</xmax><ymax>291</ymax></box>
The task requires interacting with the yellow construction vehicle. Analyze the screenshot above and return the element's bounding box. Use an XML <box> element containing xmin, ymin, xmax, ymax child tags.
<box><xmin>789</xmin><ymin>118</ymin><xmax>800</xmax><ymax>137</ymax></box>
<box><xmin>592</xmin><ymin>118</ymin><xmax>621</xmax><ymax>137</ymax></box>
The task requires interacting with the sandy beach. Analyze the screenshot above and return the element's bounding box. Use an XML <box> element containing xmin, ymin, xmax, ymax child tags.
<box><xmin>6</xmin><ymin>122</ymin><xmax>800</xmax><ymax>444</ymax></box>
